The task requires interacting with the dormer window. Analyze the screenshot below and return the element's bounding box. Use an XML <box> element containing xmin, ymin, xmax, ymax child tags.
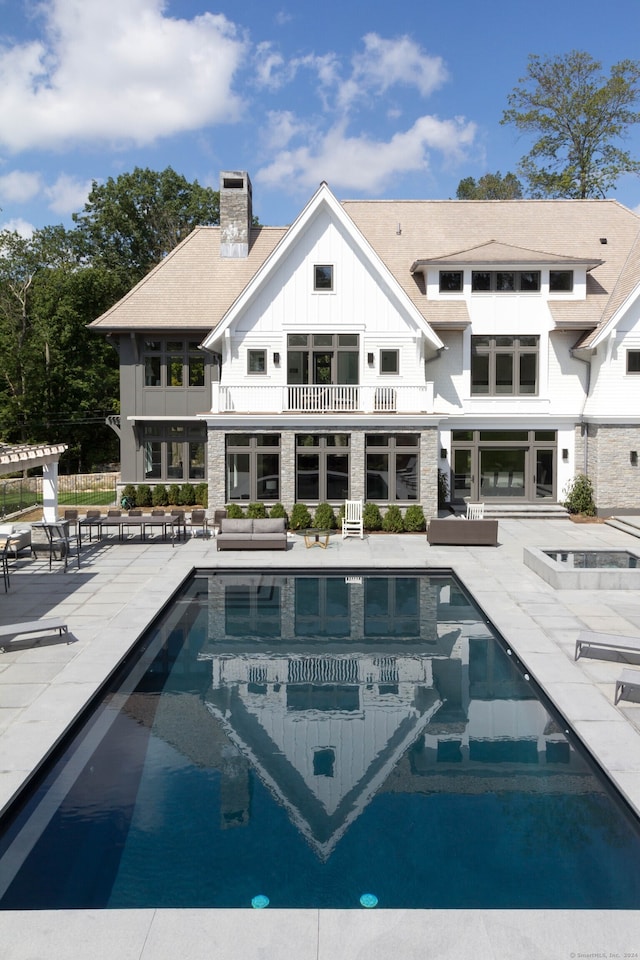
<box><xmin>314</xmin><ymin>265</ymin><xmax>333</xmax><ymax>291</ymax></box>
<box><xmin>549</xmin><ymin>270</ymin><xmax>574</xmax><ymax>292</ymax></box>
<box><xmin>471</xmin><ymin>271</ymin><xmax>541</xmax><ymax>292</ymax></box>
<box><xmin>439</xmin><ymin>270</ymin><xmax>463</xmax><ymax>292</ymax></box>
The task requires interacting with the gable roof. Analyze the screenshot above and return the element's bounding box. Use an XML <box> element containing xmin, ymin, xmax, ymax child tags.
<box><xmin>201</xmin><ymin>181</ymin><xmax>444</xmax><ymax>351</ymax></box>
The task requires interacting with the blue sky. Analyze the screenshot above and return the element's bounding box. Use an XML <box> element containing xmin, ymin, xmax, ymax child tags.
<box><xmin>1</xmin><ymin>0</ymin><xmax>640</xmax><ymax>235</ymax></box>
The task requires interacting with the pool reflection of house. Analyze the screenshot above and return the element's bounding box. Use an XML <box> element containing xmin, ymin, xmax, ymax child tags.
<box><xmin>148</xmin><ymin>574</ymin><xmax>595</xmax><ymax>858</ymax></box>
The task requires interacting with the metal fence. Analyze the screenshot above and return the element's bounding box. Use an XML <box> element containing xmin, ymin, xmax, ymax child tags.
<box><xmin>0</xmin><ymin>473</ymin><xmax>119</xmax><ymax>518</ymax></box>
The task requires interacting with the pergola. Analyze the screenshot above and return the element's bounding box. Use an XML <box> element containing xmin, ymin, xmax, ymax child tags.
<box><xmin>0</xmin><ymin>443</ymin><xmax>68</xmax><ymax>521</ymax></box>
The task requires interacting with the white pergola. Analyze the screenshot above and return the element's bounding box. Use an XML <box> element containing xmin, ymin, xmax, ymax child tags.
<box><xmin>0</xmin><ymin>443</ymin><xmax>68</xmax><ymax>521</ymax></box>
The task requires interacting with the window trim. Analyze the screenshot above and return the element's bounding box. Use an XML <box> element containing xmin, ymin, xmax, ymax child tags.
<box><xmin>313</xmin><ymin>264</ymin><xmax>334</xmax><ymax>292</ymax></box>
<box><xmin>295</xmin><ymin>434</ymin><xmax>350</xmax><ymax>502</ymax></box>
<box><xmin>142</xmin><ymin>338</ymin><xmax>206</xmax><ymax>389</ymax></box>
<box><xmin>225</xmin><ymin>434</ymin><xmax>281</xmax><ymax>502</ymax></box>
<box><xmin>439</xmin><ymin>270</ymin><xmax>463</xmax><ymax>293</ymax></box>
<box><xmin>627</xmin><ymin>350</ymin><xmax>640</xmax><ymax>374</ymax></box>
<box><xmin>471</xmin><ymin>335</ymin><xmax>539</xmax><ymax>396</ymax></box>
<box><xmin>365</xmin><ymin>433</ymin><xmax>419</xmax><ymax>502</ymax></box>
<box><xmin>471</xmin><ymin>270</ymin><xmax>541</xmax><ymax>293</ymax></box>
<box><xmin>141</xmin><ymin>422</ymin><xmax>206</xmax><ymax>481</ymax></box>
<box><xmin>549</xmin><ymin>270</ymin><xmax>574</xmax><ymax>293</ymax></box>
<box><xmin>379</xmin><ymin>349</ymin><xmax>399</xmax><ymax>375</ymax></box>
<box><xmin>247</xmin><ymin>349</ymin><xmax>267</xmax><ymax>375</ymax></box>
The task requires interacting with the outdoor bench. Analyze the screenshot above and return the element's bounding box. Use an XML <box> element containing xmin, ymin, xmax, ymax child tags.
<box><xmin>0</xmin><ymin>617</ymin><xmax>69</xmax><ymax>652</ymax></box>
<box><xmin>614</xmin><ymin>668</ymin><xmax>640</xmax><ymax>704</ymax></box>
<box><xmin>574</xmin><ymin>630</ymin><xmax>640</xmax><ymax>661</ymax></box>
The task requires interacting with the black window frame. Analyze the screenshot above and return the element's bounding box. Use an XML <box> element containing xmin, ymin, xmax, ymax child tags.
<box><xmin>247</xmin><ymin>349</ymin><xmax>267</xmax><ymax>375</ymax></box>
<box><xmin>471</xmin><ymin>271</ymin><xmax>541</xmax><ymax>293</ymax></box>
<box><xmin>365</xmin><ymin>434</ymin><xmax>419</xmax><ymax>502</ymax></box>
<box><xmin>142</xmin><ymin>338</ymin><xmax>206</xmax><ymax>389</ymax></box>
<box><xmin>627</xmin><ymin>350</ymin><xmax>640</xmax><ymax>374</ymax></box>
<box><xmin>439</xmin><ymin>270</ymin><xmax>463</xmax><ymax>293</ymax></box>
<box><xmin>379</xmin><ymin>349</ymin><xmax>399</xmax><ymax>375</ymax></box>
<box><xmin>549</xmin><ymin>270</ymin><xmax>574</xmax><ymax>292</ymax></box>
<box><xmin>225</xmin><ymin>434</ymin><xmax>281</xmax><ymax>502</ymax></box>
<box><xmin>314</xmin><ymin>264</ymin><xmax>334</xmax><ymax>291</ymax></box>
<box><xmin>295</xmin><ymin>434</ymin><xmax>350</xmax><ymax>502</ymax></box>
<box><xmin>141</xmin><ymin>421</ymin><xmax>207</xmax><ymax>481</ymax></box>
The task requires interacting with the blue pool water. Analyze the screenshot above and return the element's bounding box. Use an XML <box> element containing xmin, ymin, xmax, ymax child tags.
<box><xmin>1</xmin><ymin>569</ymin><xmax>640</xmax><ymax>910</ymax></box>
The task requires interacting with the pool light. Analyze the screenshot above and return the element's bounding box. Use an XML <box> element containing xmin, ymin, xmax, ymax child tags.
<box><xmin>251</xmin><ymin>894</ymin><xmax>270</xmax><ymax>909</ymax></box>
<box><xmin>360</xmin><ymin>893</ymin><xmax>378</xmax><ymax>908</ymax></box>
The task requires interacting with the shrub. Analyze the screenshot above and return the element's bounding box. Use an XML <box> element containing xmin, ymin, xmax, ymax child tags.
<box><xmin>268</xmin><ymin>502</ymin><xmax>288</xmax><ymax>522</ymax></box>
<box><xmin>121</xmin><ymin>484</ymin><xmax>137</xmax><ymax>508</ymax></box>
<box><xmin>290</xmin><ymin>502</ymin><xmax>312</xmax><ymax>530</ymax></box>
<box><xmin>136</xmin><ymin>484</ymin><xmax>152</xmax><ymax>507</ymax></box>
<box><xmin>563</xmin><ymin>473</ymin><xmax>596</xmax><ymax>516</ymax></box>
<box><xmin>152</xmin><ymin>483</ymin><xmax>169</xmax><ymax>507</ymax></box>
<box><xmin>404</xmin><ymin>504</ymin><xmax>426</xmax><ymax>531</ymax></box>
<box><xmin>225</xmin><ymin>502</ymin><xmax>245</xmax><ymax>518</ymax></box>
<box><xmin>382</xmin><ymin>504</ymin><xmax>405</xmax><ymax>532</ymax></box>
<box><xmin>194</xmin><ymin>482</ymin><xmax>208</xmax><ymax>507</ymax></box>
<box><xmin>363</xmin><ymin>502</ymin><xmax>383</xmax><ymax>531</ymax></box>
<box><xmin>179</xmin><ymin>483</ymin><xmax>196</xmax><ymax>506</ymax></box>
<box><xmin>438</xmin><ymin>469</ymin><xmax>450</xmax><ymax>509</ymax></box>
<box><xmin>247</xmin><ymin>501</ymin><xmax>266</xmax><ymax>519</ymax></box>
<box><xmin>167</xmin><ymin>484</ymin><xmax>181</xmax><ymax>506</ymax></box>
<box><xmin>313</xmin><ymin>502</ymin><xmax>336</xmax><ymax>529</ymax></box>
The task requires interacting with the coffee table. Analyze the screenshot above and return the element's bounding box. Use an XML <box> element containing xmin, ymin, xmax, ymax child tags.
<box><xmin>303</xmin><ymin>528</ymin><xmax>332</xmax><ymax>549</ymax></box>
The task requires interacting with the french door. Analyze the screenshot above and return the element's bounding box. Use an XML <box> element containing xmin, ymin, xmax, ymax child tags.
<box><xmin>451</xmin><ymin>431</ymin><xmax>556</xmax><ymax>502</ymax></box>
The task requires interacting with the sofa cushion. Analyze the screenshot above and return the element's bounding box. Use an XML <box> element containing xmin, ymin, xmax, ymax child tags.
<box><xmin>253</xmin><ymin>518</ymin><xmax>285</xmax><ymax>533</ymax></box>
<box><xmin>0</xmin><ymin>523</ymin><xmax>16</xmax><ymax>535</ymax></box>
<box><xmin>220</xmin><ymin>518</ymin><xmax>252</xmax><ymax>533</ymax></box>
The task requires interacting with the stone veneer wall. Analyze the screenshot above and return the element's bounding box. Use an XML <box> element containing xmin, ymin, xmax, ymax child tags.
<box><xmin>206</xmin><ymin>425</ymin><xmax>439</xmax><ymax>520</ymax></box>
<box><xmin>585</xmin><ymin>423</ymin><xmax>640</xmax><ymax>515</ymax></box>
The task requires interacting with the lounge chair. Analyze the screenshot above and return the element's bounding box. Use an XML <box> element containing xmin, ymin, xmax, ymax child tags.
<box><xmin>466</xmin><ymin>502</ymin><xmax>485</xmax><ymax>520</ymax></box>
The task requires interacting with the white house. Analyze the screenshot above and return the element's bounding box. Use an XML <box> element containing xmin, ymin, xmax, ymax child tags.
<box><xmin>90</xmin><ymin>171</ymin><xmax>640</xmax><ymax>517</ymax></box>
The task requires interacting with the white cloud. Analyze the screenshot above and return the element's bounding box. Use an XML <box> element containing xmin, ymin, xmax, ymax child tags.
<box><xmin>261</xmin><ymin>110</ymin><xmax>313</xmax><ymax>151</ymax></box>
<box><xmin>0</xmin><ymin>217</ymin><xmax>35</xmax><ymax>238</ymax></box>
<box><xmin>256</xmin><ymin>115</ymin><xmax>477</xmax><ymax>194</ymax></box>
<box><xmin>0</xmin><ymin>169</ymin><xmax>42</xmax><ymax>202</ymax></box>
<box><xmin>44</xmin><ymin>173</ymin><xmax>92</xmax><ymax>214</ymax></box>
<box><xmin>0</xmin><ymin>0</ymin><xmax>248</xmax><ymax>151</ymax></box>
<box><xmin>255</xmin><ymin>42</ymin><xmax>286</xmax><ymax>90</ymax></box>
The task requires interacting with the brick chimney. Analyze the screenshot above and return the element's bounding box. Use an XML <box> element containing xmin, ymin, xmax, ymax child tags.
<box><xmin>219</xmin><ymin>171</ymin><xmax>252</xmax><ymax>258</ymax></box>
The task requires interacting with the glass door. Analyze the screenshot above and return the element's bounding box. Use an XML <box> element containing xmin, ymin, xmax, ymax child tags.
<box><xmin>535</xmin><ymin>449</ymin><xmax>554</xmax><ymax>499</ymax></box>
<box><xmin>479</xmin><ymin>449</ymin><xmax>527</xmax><ymax>499</ymax></box>
<box><xmin>452</xmin><ymin>449</ymin><xmax>473</xmax><ymax>500</ymax></box>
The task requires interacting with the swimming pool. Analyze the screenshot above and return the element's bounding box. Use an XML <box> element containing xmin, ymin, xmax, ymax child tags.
<box><xmin>1</xmin><ymin>569</ymin><xmax>640</xmax><ymax>910</ymax></box>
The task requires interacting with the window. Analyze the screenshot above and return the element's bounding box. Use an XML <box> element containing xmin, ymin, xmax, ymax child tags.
<box><xmin>366</xmin><ymin>434</ymin><xmax>419</xmax><ymax>501</ymax></box>
<box><xmin>549</xmin><ymin>270</ymin><xmax>573</xmax><ymax>292</ymax></box>
<box><xmin>226</xmin><ymin>434</ymin><xmax>280</xmax><ymax>501</ymax></box>
<box><xmin>143</xmin><ymin>339</ymin><xmax>205</xmax><ymax>388</ymax></box>
<box><xmin>380</xmin><ymin>350</ymin><xmax>399</xmax><ymax>375</ymax></box>
<box><xmin>471</xmin><ymin>336</ymin><xmax>539</xmax><ymax>395</ymax></box>
<box><xmin>471</xmin><ymin>271</ymin><xmax>541</xmax><ymax>292</ymax></box>
<box><xmin>627</xmin><ymin>351</ymin><xmax>640</xmax><ymax>374</ymax></box>
<box><xmin>314</xmin><ymin>265</ymin><xmax>333</xmax><ymax>291</ymax></box>
<box><xmin>287</xmin><ymin>334</ymin><xmax>359</xmax><ymax>385</ymax></box>
<box><xmin>296</xmin><ymin>434</ymin><xmax>349</xmax><ymax>501</ymax></box>
<box><xmin>142</xmin><ymin>422</ymin><xmax>206</xmax><ymax>481</ymax></box>
<box><xmin>247</xmin><ymin>349</ymin><xmax>266</xmax><ymax>374</ymax></box>
<box><xmin>439</xmin><ymin>271</ymin><xmax>463</xmax><ymax>292</ymax></box>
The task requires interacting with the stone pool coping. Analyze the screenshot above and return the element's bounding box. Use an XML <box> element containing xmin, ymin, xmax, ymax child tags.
<box><xmin>524</xmin><ymin>543</ymin><xmax>640</xmax><ymax>589</ymax></box>
<box><xmin>2</xmin><ymin>518</ymin><xmax>640</xmax><ymax>958</ymax></box>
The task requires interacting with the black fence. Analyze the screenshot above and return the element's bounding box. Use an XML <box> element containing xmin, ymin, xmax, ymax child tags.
<box><xmin>0</xmin><ymin>473</ymin><xmax>118</xmax><ymax>518</ymax></box>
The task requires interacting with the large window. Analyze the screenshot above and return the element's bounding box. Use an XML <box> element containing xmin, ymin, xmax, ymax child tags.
<box><xmin>296</xmin><ymin>434</ymin><xmax>349</xmax><ymax>501</ymax></box>
<box><xmin>366</xmin><ymin>434</ymin><xmax>419</xmax><ymax>501</ymax></box>
<box><xmin>627</xmin><ymin>351</ymin><xmax>640</xmax><ymax>374</ymax></box>
<box><xmin>287</xmin><ymin>334</ymin><xmax>359</xmax><ymax>385</ymax></box>
<box><xmin>142</xmin><ymin>422</ymin><xmax>206</xmax><ymax>481</ymax></box>
<box><xmin>471</xmin><ymin>336</ymin><xmax>539</xmax><ymax>395</ymax></box>
<box><xmin>226</xmin><ymin>434</ymin><xmax>280</xmax><ymax>502</ymax></box>
<box><xmin>143</xmin><ymin>339</ymin><xmax>205</xmax><ymax>388</ymax></box>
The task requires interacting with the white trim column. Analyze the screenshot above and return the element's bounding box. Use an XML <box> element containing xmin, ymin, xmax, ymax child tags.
<box><xmin>42</xmin><ymin>462</ymin><xmax>59</xmax><ymax>522</ymax></box>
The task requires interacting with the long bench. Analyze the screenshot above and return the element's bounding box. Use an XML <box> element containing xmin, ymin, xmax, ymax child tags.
<box><xmin>574</xmin><ymin>630</ymin><xmax>640</xmax><ymax>661</ymax></box>
<box><xmin>427</xmin><ymin>518</ymin><xmax>499</xmax><ymax>546</ymax></box>
<box><xmin>615</xmin><ymin>668</ymin><xmax>640</xmax><ymax>704</ymax></box>
<box><xmin>0</xmin><ymin>617</ymin><xmax>69</xmax><ymax>652</ymax></box>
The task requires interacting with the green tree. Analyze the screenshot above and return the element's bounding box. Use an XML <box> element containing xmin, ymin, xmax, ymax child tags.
<box><xmin>502</xmin><ymin>51</ymin><xmax>640</xmax><ymax>198</ymax></box>
<box><xmin>456</xmin><ymin>171</ymin><xmax>523</xmax><ymax>199</ymax></box>
<box><xmin>72</xmin><ymin>166</ymin><xmax>221</xmax><ymax>283</ymax></box>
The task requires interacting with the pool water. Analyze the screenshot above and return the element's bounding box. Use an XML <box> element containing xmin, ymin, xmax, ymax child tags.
<box><xmin>544</xmin><ymin>550</ymin><xmax>640</xmax><ymax>569</ymax></box>
<box><xmin>1</xmin><ymin>570</ymin><xmax>640</xmax><ymax>910</ymax></box>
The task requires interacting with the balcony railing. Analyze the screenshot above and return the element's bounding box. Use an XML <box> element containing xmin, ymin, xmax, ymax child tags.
<box><xmin>210</xmin><ymin>383</ymin><xmax>434</xmax><ymax>414</ymax></box>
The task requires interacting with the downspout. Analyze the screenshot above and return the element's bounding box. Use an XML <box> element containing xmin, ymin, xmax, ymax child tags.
<box><xmin>570</xmin><ymin>348</ymin><xmax>592</xmax><ymax>475</ymax></box>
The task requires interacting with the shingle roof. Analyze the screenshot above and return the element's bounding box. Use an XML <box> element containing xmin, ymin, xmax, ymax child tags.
<box><xmin>90</xmin><ymin>196</ymin><xmax>640</xmax><ymax>343</ymax></box>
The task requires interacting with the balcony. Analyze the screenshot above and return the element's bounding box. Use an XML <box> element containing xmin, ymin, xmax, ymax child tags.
<box><xmin>210</xmin><ymin>383</ymin><xmax>434</xmax><ymax>414</ymax></box>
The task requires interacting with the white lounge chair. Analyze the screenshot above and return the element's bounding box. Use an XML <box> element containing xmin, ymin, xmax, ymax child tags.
<box><xmin>466</xmin><ymin>502</ymin><xmax>485</xmax><ymax>520</ymax></box>
<box><xmin>342</xmin><ymin>499</ymin><xmax>363</xmax><ymax>539</ymax></box>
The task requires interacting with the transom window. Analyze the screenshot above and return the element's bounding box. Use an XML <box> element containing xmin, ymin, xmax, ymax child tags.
<box><xmin>627</xmin><ymin>351</ymin><xmax>640</xmax><ymax>374</ymax></box>
<box><xmin>287</xmin><ymin>334</ymin><xmax>359</xmax><ymax>385</ymax></box>
<box><xmin>142</xmin><ymin>422</ymin><xmax>206</xmax><ymax>481</ymax></box>
<box><xmin>549</xmin><ymin>270</ymin><xmax>574</xmax><ymax>292</ymax></box>
<box><xmin>314</xmin><ymin>265</ymin><xmax>334</xmax><ymax>291</ymax></box>
<box><xmin>472</xmin><ymin>271</ymin><xmax>541</xmax><ymax>293</ymax></box>
<box><xmin>296</xmin><ymin>434</ymin><xmax>349</xmax><ymax>501</ymax></box>
<box><xmin>366</xmin><ymin>434</ymin><xmax>419</xmax><ymax>501</ymax></box>
<box><xmin>143</xmin><ymin>339</ymin><xmax>205</xmax><ymax>388</ymax></box>
<box><xmin>471</xmin><ymin>336</ymin><xmax>539</xmax><ymax>395</ymax></box>
<box><xmin>226</xmin><ymin>434</ymin><xmax>280</xmax><ymax>502</ymax></box>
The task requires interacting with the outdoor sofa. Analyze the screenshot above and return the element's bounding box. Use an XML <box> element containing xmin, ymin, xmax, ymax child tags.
<box><xmin>0</xmin><ymin>522</ymin><xmax>32</xmax><ymax>559</ymax></box>
<box><xmin>216</xmin><ymin>517</ymin><xmax>287</xmax><ymax>551</ymax></box>
<box><xmin>427</xmin><ymin>518</ymin><xmax>499</xmax><ymax>546</ymax></box>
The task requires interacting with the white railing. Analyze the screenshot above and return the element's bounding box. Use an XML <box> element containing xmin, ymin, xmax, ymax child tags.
<box><xmin>211</xmin><ymin>382</ymin><xmax>434</xmax><ymax>414</ymax></box>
